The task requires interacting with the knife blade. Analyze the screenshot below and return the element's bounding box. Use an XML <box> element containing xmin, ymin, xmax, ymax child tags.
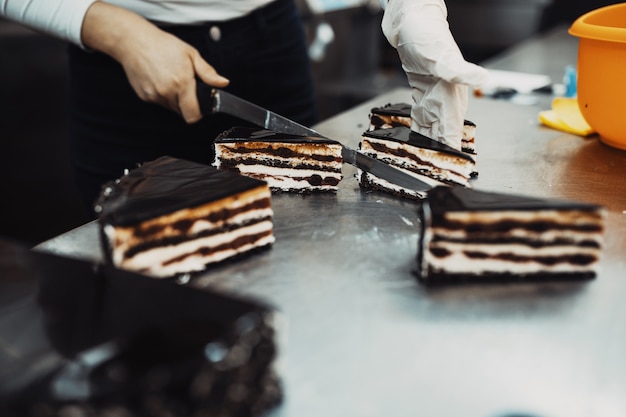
<box><xmin>197</xmin><ymin>84</ymin><xmax>432</xmax><ymax>193</ymax></box>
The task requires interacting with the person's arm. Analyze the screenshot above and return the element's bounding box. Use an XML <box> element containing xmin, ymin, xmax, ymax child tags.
<box><xmin>0</xmin><ymin>0</ymin><xmax>95</xmax><ymax>46</ymax></box>
<box><xmin>1</xmin><ymin>0</ymin><xmax>230</xmax><ymax>123</ymax></box>
<box><xmin>81</xmin><ymin>1</ymin><xmax>229</xmax><ymax>123</ymax></box>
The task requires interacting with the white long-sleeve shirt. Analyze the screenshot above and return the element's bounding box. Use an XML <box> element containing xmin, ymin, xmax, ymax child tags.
<box><xmin>0</xmin><ymin>0</ymin><xmax>274</xmax><ymax>46</ymax></box>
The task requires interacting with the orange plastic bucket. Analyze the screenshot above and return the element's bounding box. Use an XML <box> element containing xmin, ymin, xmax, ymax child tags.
<box><xmin>569</xmin><ymin>3</ymin><xmax>626</xmax><ymax>150</ymax></box>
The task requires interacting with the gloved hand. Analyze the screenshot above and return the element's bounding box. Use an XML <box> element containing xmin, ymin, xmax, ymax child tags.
<box><xmin>382</xmin><ymin>0</ymin><xmax>488</xmax><ymax>149</ymax></box>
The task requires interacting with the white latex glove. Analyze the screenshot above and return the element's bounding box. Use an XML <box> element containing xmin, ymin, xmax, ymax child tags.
<box><xmin>382</xmin><ymin>0</ymin><xmax>488</xmax><ymax>149</ymax></box>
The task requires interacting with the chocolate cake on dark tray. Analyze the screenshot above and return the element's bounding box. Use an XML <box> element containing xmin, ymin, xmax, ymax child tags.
<box><xmin>95</xmin><ymin>156</ymin><xmax>275</xmax><ymax>278</ymax></box>
<box><xmin>0</xmin><ymin>239</ymin><xmax>282</xmax><ymax>417</ymax></box>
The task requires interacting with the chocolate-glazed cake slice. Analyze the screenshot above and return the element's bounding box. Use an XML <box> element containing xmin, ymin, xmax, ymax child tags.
<box><xmin>369</xmin><ymin>102</ymin><xmax>414</xmax><ymax>130</ymax></box>
<box><xmin>357</xmin><ymin>126</ymin><xmax>475</xmax><ymax>200</ymax></box>
<box><xmin>417</xmin><ymin>186</ymin><xmax>606</xmax><ymax>284</ymax></box>
<box><xmin>369</xmin><ymin>103</ymin><xmax>478</xmax><ymax>170</ymax></box>
<box><xmin>0</xmin><ymin>239</ymin><xmax>281</xmax><ymax>417</ymax></box>
<box><xmin>214</xmin><ymin>127</ymin><xmax>343</xmax><ymax>192</ymax></box>
<box><xmin>95</xmin><ymin>156</ymin><xmax>275</xmax><ymax>278</ymax></box>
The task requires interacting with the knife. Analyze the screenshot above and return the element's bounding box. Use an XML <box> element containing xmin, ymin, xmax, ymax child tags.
<box><xmin>197</xmin><ymin>84</ymin><xmax>432</xmax><ymax>193</ymax></box>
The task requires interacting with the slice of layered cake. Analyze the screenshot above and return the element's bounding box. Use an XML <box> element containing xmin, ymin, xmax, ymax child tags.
<box><xmin>95</xmin><ymin>156</ymin><xmax>275</xmax><ymax>278</ymax></box>
<box><xmin>357</xmin><ymin>126</ymin><xmax>475</xmax><ymax>199</ymax></box>
<box><xmin>417</xmin><ymin>186</ymin><xmax>606</xmax><ymax>284</ymax></box>
<box><xmin>213</xmin><ymin>127</ymin><xmax>343</xmax><ymax>192</ymax></box>
<box><xmin>0</xmin><ymin>239</ymin><xmax>281</xmax><ymax>417</ymax></box>
<box><xmin>369</xmin><ymin>102</ymin><xmax>413</xmax><ymax>130</ymax></box>
<box><xmin>369</xmin><ymin>102</ymin><xmax>478</xmax><ymax>156</ymax></box>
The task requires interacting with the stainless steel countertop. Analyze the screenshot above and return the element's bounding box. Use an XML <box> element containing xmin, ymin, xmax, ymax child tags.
<box><xmin>37</xmin><ymin>27</ymin><xmax>626</xmax><ymax>417</ymax></box>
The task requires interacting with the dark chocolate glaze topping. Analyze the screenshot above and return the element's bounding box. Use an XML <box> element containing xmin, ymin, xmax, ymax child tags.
<box><xmin>95</xmin><ymin>156</ymin><xmax>268</xmax><ymax>227</ymax></box>
<box><xmin>426</xmin><ymin>185</ymin><xmax>603</xmax><ymax>212</ymax></box>
<box><xmin>370</xmin><ymin>102</ymin><xmax>411</xmax><ymax>117</ymax></box>
<box><xmin>370</xmin><ymin>103</ymin><xmax>474</xmax><ymax>126</ymax></box>
<box><xmin>363</xmin><ymin>126</ymin><xmax>473</xmax><ymax>162</ymax></box>
<box><xmin>215</xmin><ymin>126</ymin><xmax>341</xmax><ymax>145</ymax></box>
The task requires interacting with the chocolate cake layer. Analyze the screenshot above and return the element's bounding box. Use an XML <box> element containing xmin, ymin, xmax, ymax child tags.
<box><xmin>214</xmin><ymin>127</ymin><xmax>343</xmax><ymax>192</ymax></box>
<box><xmin>0</xmin><ymin>239</ymin><xmax>281</xmax><ymax>417</ymax></box>
<box><xmin>417</xmin><ymin>186</ymin><xmax>606</xmax><ymax>284</ymax></box>
<box><xmin>96</xmin><ymin>156</ymin><xmax>275</xmax><ymax>278</ymax></box>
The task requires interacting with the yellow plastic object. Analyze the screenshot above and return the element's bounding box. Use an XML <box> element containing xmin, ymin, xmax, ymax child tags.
<box><xmin>569</xmin><ymin>3</ymin><xmax>626</xmax><ymax>150</ymax></box>
<box><xmin>539</xmin><ymin>97</ymin><xmax>595</xmax><ymax>136</ymax></box>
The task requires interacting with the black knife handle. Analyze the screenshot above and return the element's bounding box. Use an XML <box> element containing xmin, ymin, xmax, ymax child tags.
<box><xmin>196</xmin><ymin>82</ymin><xmax>216</xmax><ymax>117</ymax></box>
<box><xmin>197</xmin><ymin>84</ymin><xmax>270</xmax><ymax>128</ymax></box>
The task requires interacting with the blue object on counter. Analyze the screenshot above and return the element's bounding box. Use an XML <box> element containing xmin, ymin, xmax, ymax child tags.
<box><xmin>564</xmin><ymin>65</ymin><xmax>577</xmax><ymax>97</ymax></box>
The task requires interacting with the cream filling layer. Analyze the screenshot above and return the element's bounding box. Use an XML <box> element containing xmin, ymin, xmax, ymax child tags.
<box><xmin>113</xmin><ymin>220</ymin><xmax>275</xmax><ymax>278</ymax></box>
<box><xmin>234</xmin><ymin>165</ymin><xmax>341</xmax><ymax>189</ymax></box>
<box><xmin>430</xmin><ymin>227</ymin><xmax>603</xmax><ymax>246</ymax></box>
<box><xmin>424</xmin><ymin>243</ymin><xmax>600</xmax><ymax>275</ymax></box>
<box><xmin>443</xmin><ymin>209</ymin><xmax>604</xmax><ymax>225</ymax></box>
<box><xmin>430</xmin><ymin>240</ymin><xmax>600</xmax><ymax>257</ymax></box>
<box><xmin>236</xmin><ymin>164</ymin><xmax>341</xmax><ymax>178</ymax></box>
<box><xmin>262</xmin><ymin>177</ymin><xmax>338</xmax><ymax>191</ymax></box>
